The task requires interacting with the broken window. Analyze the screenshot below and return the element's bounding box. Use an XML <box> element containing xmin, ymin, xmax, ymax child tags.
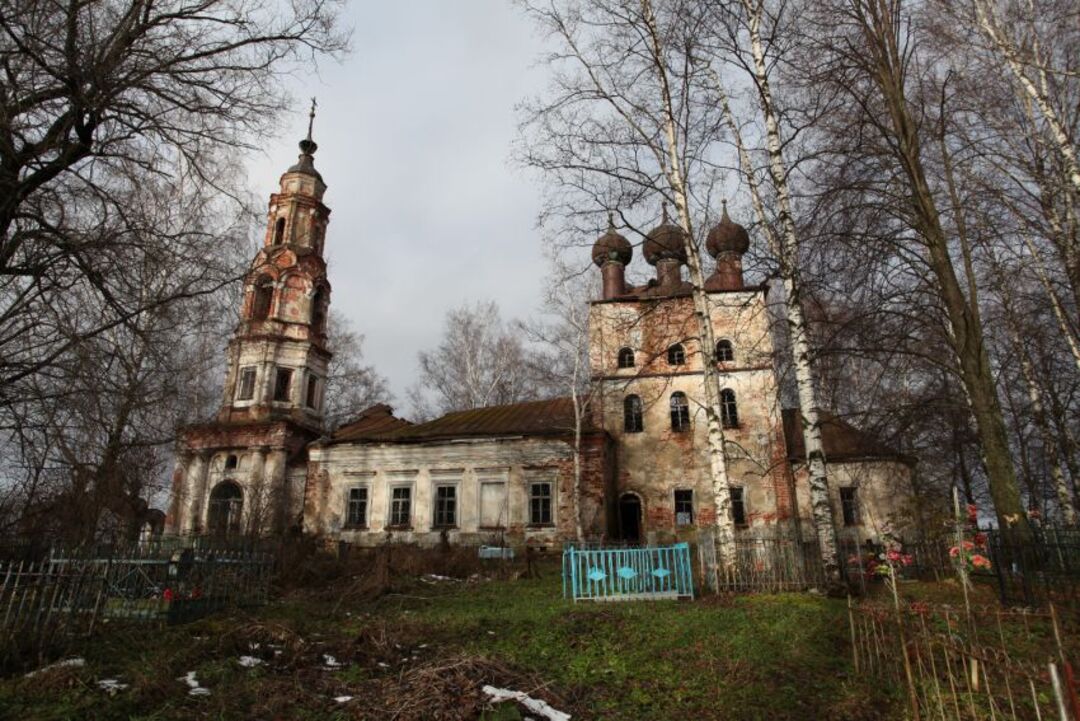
<box><xmin>674</xmin><ymin>489</ymin><xmax>693</xmax><ymax>525</ymax></box>
<box><xmin>624</xmin><ymin>395</ymin><xmax>644</xmax><ymax>433</ymax></box>
<box><xmin>236</xmin><ymin>367</ymin><xmax>257</xmax><ymax>401</ymax></box>
<box><xmin>273</xmin><ymin>367</ymin><xmax>293</xmax><ymax>402</ymax></box>
<box><xmin>529</xmin><ymin>482</ymin><xmax>553</xmax><ymax>526</ymax></box>
<box><xmin>731</xmin><ymin>487</ymin><xmax>748</xmax><ymax>527</ymax></box>
<box><xmin>840</xmin><ymin>487</ymin><xmax>860</xmax><ymax>526</ymax></box>
<box><xmin>480</xmin><ymin>482</ymin><xmax>508</xmax><ymax>528</ymax></box>
<box><xmin>306</xmin><ymin>375</ymin><xmax>319</xmax><ymax>409</ymax></box>
<box><xmin>667</xmin><ymin>343</ymin><xmax>686</xmax><ymax>366</ymax></box>
<box><xmin>716</xmin><ymin>339</ymin><xmax>734</xmax><ymax>363</ymax></box>
<box><xmin>720</xmin><ymin>388</ymin><xmax>739</xmax><ymax>428</ymax></box>
<box><xmin>311</xmin><ymin>287</ymin><xmax>327</xmax><ymax>334</ymax></box>
<box><xmin>225</xmin><ymin>454</ymin><xmax>238</xmax><ymax>471</ymax></box>
<box><xmin>617</xmin><ymin>347</ymin><xmax>635</xmax><ymax>368</ymax></box>
<box><xmin>434</xmin><ymin>485</ymin><xmax>457</xmax><ymax>527</ymax></box>
<box><xmin>670</xmin><ymin>392</ymin><xmax>690</xmax><ymax>431</ymax></box>
<box><xmin>252</xmin><ymin>277</ymin><xmax>274</xmax><ymax>320</ymax></box>
<box><xmin>346</xmin><ymin>487</ymin><xmax>368</xmax><ymax>527</ymax></box>
<box><xmin>272</xmin><ymin>217</ymin><xmax>286</xmax><ymax>245</ymax></box>
<box><xmin>389</xmin><ymin>487</ymin><xmax>412</xmax><ymax>527</ymax></box>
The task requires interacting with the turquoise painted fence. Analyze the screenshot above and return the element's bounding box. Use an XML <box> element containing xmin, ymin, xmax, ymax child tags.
<box><xmin>562</xmin><ymin>543</ymin><xmax>694</xmax><ymax>601</ymax></box>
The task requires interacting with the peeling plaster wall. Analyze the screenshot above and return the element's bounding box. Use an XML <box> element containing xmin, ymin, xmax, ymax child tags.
<box><xmin>305</xmin><ymin>435</ymin><xmax>611</xmax><ymax>547</ymax></box>
<box><xmin>589</xmin><ymin>288</ymin><xmax>796</xmax><ymax>542</ymax></box>
<box><xmin>792</xmin><ymin>460</ymin><xmax>916</xmax><ymax>543</ymax></box>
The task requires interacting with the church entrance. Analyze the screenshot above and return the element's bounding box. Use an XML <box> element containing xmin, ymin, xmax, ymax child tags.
<box><xmin>208</xmin><ymin>481</ymin><xmax>243</xmax><ymax>537</ymax></box>
<box><xmin>618</xmin><ymin>493</ymin><xmax>642</xmax><ymax>543</ymax></box>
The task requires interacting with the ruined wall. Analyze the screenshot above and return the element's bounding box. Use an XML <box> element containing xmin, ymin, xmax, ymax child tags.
<box><xmin>791</xmin><ymin>459</ymin><xmax>916</xmax><ymax>544</ymax></box>
<box><xmin>588</xmin><ymin>287</ymin><xmax>794</xmax><ymax>542</ymax></box>
<box><xmin>305</xmin><ymin>434</ymin><xmax>611</xmax><ymax>548</ymax></box>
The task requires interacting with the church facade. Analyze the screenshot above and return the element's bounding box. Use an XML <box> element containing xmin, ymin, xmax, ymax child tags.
<box><xmin>167</xmin><ymin>133</ymin><xmax>915</xmax><ymax>548</ymax></box>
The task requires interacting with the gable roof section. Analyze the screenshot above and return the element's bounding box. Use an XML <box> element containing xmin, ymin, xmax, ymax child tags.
<box><xmin>781</xmin><ymin>408</ymin><xmax>913</xmax><ymax>465</ymax></box>
<box><xmin>328</xmin><ymin>397</ymin><xmax>596</xmax><ymax>445</ymax></box>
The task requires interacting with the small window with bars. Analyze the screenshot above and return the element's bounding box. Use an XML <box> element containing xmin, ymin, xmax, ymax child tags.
<box><xmin>674</xmin><ymin>489</ymin><xmax>693</xmax><ymax>526</ymax></box>
<box><xmin>434</xmin><ymin>485</ymin><xmax>457</xmax><ymax>527</ymax></box>
<box><xmin>346</xmin><ymin>487</ymin><xmax>368</xmax><ymax>527</ymax></box>
<box><xmin>529</xmin><ymin>482</ymin><xmax>553</xmax><ymax>526</ymax></box>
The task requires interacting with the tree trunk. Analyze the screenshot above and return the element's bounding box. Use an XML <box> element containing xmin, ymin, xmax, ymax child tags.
<box><xmin>854</xmin><ymin>0</ymin><xmax>1029</xmax><ymax>532</ymax></box>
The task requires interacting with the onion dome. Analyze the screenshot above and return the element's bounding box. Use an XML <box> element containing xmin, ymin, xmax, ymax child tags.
<box><xmin>706</xmin><ymin>200</ymin><xmax>749</xmax><ymax>257</ymax></box>
<box><xmin>591</xmin><ymin>212</ymin><xmax>633</xmax><ymax>266</ymax></box>
<box><xmin>643</xmin><ymin>203</ymin><xmax>689</xmax><ymax>265</ymax></box>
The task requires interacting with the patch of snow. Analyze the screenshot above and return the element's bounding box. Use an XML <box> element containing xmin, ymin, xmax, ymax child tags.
<box><xmin>482</xmin><ymin>685</ymin><xmax>571</xmax><ymax>721</ymax></box>
<box><xmin>178</xmin><ymin>671</ymin><xmax>211</xmax><ymax>696</ymax></box>
<box><xmin>98</xmin><ymin>679</ymin><xmax>128</xmax><ymax>695</ymax></box>
<box><xmin>24</xmin><ymin>657</ymin><xmax>85</xmax><ymax>678</ymax></box>
<box><xmin>238</xmin><ymin>656</ymin><xmax>263</xmax><ymax>668</ymax></box>
<box><xmin>334</xmin><ymin>696</ymin><xmax>354</xmax><ymax>703</ymax></box>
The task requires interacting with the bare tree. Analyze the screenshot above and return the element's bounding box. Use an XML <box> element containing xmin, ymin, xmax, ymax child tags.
<box><xmin>323</xmin><ymin>310</ymin><xmax>393</xmax><ymax>431</ymax></box>
<box><xmin>408</xmin><ymin>300</ymin><xmax>541</xmax><ymax>420</ymax></box>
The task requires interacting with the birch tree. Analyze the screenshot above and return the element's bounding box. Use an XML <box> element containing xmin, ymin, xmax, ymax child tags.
<box><xmin>519</xmin><ymin>0</ymin><xmax>751</xmax><ymax>565</ymax></box>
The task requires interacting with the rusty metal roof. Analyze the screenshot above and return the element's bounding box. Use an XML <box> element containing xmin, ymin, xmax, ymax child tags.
<box><xmin>328</xmin><ymin>397</ymin><xmax>597</xmax><ymax>445</ymax></box>
<box><xmin>781</xmin><ymin>408</ymin><xmax>913</xmax><ymax>465</ymax></box>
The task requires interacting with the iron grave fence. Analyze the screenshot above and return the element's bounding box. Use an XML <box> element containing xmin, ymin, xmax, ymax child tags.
<box><xmin>563</xmin><ymin>542</ymin><xmax>695</xmax><ymax>601</ymax></box>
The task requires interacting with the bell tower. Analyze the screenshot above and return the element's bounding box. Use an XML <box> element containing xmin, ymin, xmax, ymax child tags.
<box><xmin>218</xmin><ymin>100</ymin><xmax>332</xmax><ymax>429</ymax></box>
<box><xmin>168</xmin><ymin>100</ymin><xmax>334</xmax><ymax>537</ymax></box>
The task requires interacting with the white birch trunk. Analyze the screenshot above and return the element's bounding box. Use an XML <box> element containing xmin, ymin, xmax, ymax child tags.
<box><xmin>641</xmin><ymin>0</ymin><xmax>737</xmax><ymax>567</ymax></box>
<box><xmin>741</xmin><ymin>0</ymin><xmax>840</xmax><ymax>581</ymax></box>
<box><xmin>971</xmin><ymin>0</ymin><xmax>1080</xmax><ymax>195</ymax></box>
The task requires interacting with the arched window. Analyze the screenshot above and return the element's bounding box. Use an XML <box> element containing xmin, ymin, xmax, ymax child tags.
<box><xmin>207</xmin><ymin>481</ymin><xmax>243</xmax><ymax>537</ymax></box>
<box><xmin>272</xmin><ymin>217</ymin><xmax>285</xmax><ymax>245</ymax></box>
<box><xmin>721</xmin><ymin>388</ymin><xmax>739</xmax><ymax>428</ymax></box>
<box><xmin>670</xmin><ymin>392</ymin><xmax>690</xmax><ymax>431</ymax></box>
<box><xmin>667</xmin><ymin>343</ymin><xmax>686</xmax><ymax>366</ymax></box>
<box><xmin>716</xmin><ymin>339</ymin><xmax>734</xmax><ymax>363</ymax></box>
<box><xmin>252</xmin><ymin>277</ymin><xmax>273</xmax><ymax>320</ymax></box>
<box><xmin>624</xmin><ymin>395</ymin><xmax>644</xmax><ymax>433</ymax></box>
<box><xmin>617</xmin><ymin>347</ymin><xmax>635</xmax><ymax>369</ymax></box>
<box><xmin>311</xmin><ymin>287</ymin><xmax>327</xmax><ymax>334</ymax></box>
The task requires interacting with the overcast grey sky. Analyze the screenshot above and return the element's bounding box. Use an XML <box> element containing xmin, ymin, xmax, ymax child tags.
<box><xmin>246</xmin><ymin>1</ymin><xmax>550</xmax><ymax>406</ymax></box>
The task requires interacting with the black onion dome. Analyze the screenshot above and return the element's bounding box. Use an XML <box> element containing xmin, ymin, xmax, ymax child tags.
<box><xmin>706</xmin><ymin>201</ymin><xmax>749</xmax><ymax>257</ymax></box>
<box><xmin>591</xmin><ymin>213</ymin><xmax>633</xmax><ymax>266</ymax></box>
<box><xmin>643</xmin><ymin>204</ymin><xmax>688</xmax><ymax>265</ymax></box>
<box><xmin>286</xmin><ymin>138</ymin><xmax>323</xmax><ymax>181</ymax></box>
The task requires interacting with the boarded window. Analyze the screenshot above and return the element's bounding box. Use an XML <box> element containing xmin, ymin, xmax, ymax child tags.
<box><xmin>479</xmin><ymin>482</ymin><xmax>508</xmax><ymax>528</ymax></box>
<box><xmin>236</xmin><ymin>367</ymin><xmax>257</xmax><ymax>401</ymax></box>
<box><xmin>389</xmin><ymin>487</ymin><xmax>411</xmax><ymax>527</ymax></box>
<box><xmin>529</xmin><ymin>482</ymin><xmax>553</xmax><ymax>526</ymax></box>
<box><xmin>617</xmin><ymin>347</ymin><xmax>635</xmax><ymax>368</ymax></box>
<box><xmin>670</xmin><ymin>392</ymin><xmax>690</xmax><ymax>431</ymax></box>
<box><xmin>716</xmin><ymin>339</ymin><xmax>734</xmax><ymax>363</ymax></box>
<box><xmin>840</xmin><ymin>487</ymin><xmax>859</xmax><ymax>526</ymax></box>
<box><xmin>720</xmin><ymin>388</ymin><xmax>739</xmax><ymax>428</ymax></box>
<box><xmin>306</xmin><ymin>375</ymin><xmax>319</xmax><ymax>409</ymax></box>
<box><xmin>434</xmin><ymin>486</ymin><xmax>457</xmax><ymax>527</ymax></box>
<box><xmin>273</xmin><ymin>368</ymin><xmax>293</xmax><ymax>402</ymax></box>
<box><xmin>674</xmin><ymin>489</ymin><xmax>693</xmax><ymax>525</ymax></box>
<box><xmin>667</xmin><ymin>343</ymin><xmax>686</xmax><ymax>365</ymax></box>
<box><xmin>731</xmin><ymin>487</ymin><xmax>748</xmax><ymax>527</ymax></box>
<box><xmin>346</xmin><ymin>487</ymin><xmax>368</xmax><ymax>527</ymax></box>
<box><xmin>624</xmin><ymin>395</ymin><xmax>644</xmax><ymax>433</ymax></box>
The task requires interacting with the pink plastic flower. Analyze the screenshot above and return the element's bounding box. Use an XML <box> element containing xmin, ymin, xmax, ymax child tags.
<box><xmin>163</xmin><ymin>588</ymin><xmax>174</xmax><ymax>602</ymax></box>
<box><xmin>901</xmin><ymin>554</ymin><xmax>914</xmax><ymax>567</ymax></box>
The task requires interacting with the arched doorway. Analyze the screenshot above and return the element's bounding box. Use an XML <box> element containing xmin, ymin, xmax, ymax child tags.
<box><xmin>208</xmin><ymin>481</ymin><xmax>243</xmax><ymax>537</ymax></box>
<box><xmin>618</xmin><ymin>493</ymin><xmax>642</xmax><ymax>544</ymax></box>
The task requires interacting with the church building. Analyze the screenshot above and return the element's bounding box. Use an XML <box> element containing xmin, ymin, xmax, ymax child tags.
<box><xmin>167</xmin><ymin>127</ymin><xmax>915</xmax><ymax>548</ymax></box>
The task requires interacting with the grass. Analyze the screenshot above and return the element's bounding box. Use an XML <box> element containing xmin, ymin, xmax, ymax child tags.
<box><xmin>0</xmin><ymin>559</ymin><xmax>904</xmax><ymax>721</ymax></box>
